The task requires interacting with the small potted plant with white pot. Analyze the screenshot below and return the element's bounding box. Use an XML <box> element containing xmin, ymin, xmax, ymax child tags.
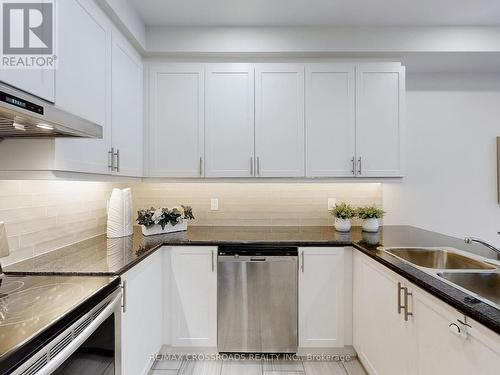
<box><xmin>330</xmin><ymin>202</ymin><xmax>356</xmax><ymax>233</ymax></box>
<box><xmin>356</xmin><ymin>205</ymin><xmax>385</xmax><ymax>233</ymax></box>
<box><xmin>137</xmin><ymin>205</ymin><xmax>195</xmax><ymax>236</ymax></box>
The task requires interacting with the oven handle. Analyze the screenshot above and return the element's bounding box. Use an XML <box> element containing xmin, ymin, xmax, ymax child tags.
<box><xmin>36</xmin><ymin>291</ymin><xmax>122</xmax><ymax>375</ymax></box>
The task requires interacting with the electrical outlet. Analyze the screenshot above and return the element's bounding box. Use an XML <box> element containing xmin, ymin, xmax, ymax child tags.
<box><xmin>327</xmin><ymin>198</ymin><xmax>337</xmax><ymax>210</ymax></box>
<box><xmin>210</xmin><ymin>198</ymin><xmax>219</xmax><ymax>211</ymax></box>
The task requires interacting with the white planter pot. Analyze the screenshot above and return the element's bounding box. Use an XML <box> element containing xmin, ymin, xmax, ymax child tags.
<box><xmin>141</xmin><ymin>220</ymin><xmax>188</xmax><ymax>236</ymax></box>
<box><xmin>362</xmin><ymin>218</ymin><xmax>380</xmax><ymax>233</ymax></box>
<box><xmin>334</xmin><ymin>218</ymin><xmax>352</xmax><ymax>233</ymax></box>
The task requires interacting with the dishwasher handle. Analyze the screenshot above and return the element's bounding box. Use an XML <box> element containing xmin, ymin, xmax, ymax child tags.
<box><xmin>218</xmin><ymin>255</ymin><xmax>297</xmax><ymax>263</ymax></box>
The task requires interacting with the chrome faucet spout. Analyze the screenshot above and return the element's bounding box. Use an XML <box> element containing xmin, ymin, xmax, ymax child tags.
<box><xmin>464</xmin><ymin>237</ymin><xmax>500</xmax><ymax>257</ymax></box>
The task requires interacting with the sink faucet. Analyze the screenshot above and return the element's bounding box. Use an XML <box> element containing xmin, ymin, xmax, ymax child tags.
<box><xmin>464</xmin><ymin>236</ymin><xmax>500</xmax><ymax>258</ymax></box>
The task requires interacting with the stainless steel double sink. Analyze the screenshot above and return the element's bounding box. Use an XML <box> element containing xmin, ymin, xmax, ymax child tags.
<box><xmin>382</xmin><ymin>247</ymin><xmax>500</xmax><ymax>308</ymax></box>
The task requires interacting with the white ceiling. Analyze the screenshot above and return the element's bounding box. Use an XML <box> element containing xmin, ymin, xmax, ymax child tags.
<box><xmin>130</xmin><ymin>0</ymin><xmax>500</xmax><ymax>27</ymax></box>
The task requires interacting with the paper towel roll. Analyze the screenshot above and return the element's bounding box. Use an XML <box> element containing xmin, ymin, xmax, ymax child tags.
<box><xmin>0</xmin><ymin>222</ymin><xmax>9</xmax><ymax>258</ymax></box>
<box><xmin>107</xmin><ymin>188</ymin><xmax>133</xmax><ymax>238</ymax></box>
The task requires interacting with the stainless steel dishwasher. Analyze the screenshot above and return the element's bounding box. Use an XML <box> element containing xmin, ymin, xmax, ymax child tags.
<box><xmin>217</xmin><ymin>245</ymin><xmax>298</xmax><ymax>353</ymax></box>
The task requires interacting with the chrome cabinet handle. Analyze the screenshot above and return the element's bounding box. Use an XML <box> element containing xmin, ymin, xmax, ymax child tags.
<box><xmin>403</xmin><ymin>287</ymin><xmax>413</xmax><ymax>321</ymax></box>
<box><xmin>108</xmin><ymin>147</ymin><xmax>114</xmax><ymax>171</ymax></box>
<box><xmin>199</xmin><ymin>157</ymin><xmax>203</xmax><ymax>176</ymax></box>
<box><xmin>397</xmin><ymin>282</ymin><xmax>404</xmax><ymax>314</ymax></box>
<box><xmin>257</xmin><ymin>157</ymin><xmax>261</xmax><ymax>176</ymax></box>
<box><xmin>250</xmin><ymin>157</ymin><xmax>254</xmax><ymax>176</ymax></box>
<box><xmin>301</xmin><ymin>251</ymin><xmax>304</xmax><ymax>272</ymax></box>
<box><xmin>121</xmin><ymin>281</ymin><xmax>126</xmax><ymax>313</ymax></box>
<box><xmin>211</xmin><ymin>250</ymin><xmax>215</xmax><ymax>272</ymax></box>
<box><xmin>358</xmin><ymin>157</ymin><xmax>362</xmax><ymax>175</ymax></box>
<box><xmin>114</xmin><ymin>149</ymin><xmax>120</xmax><ymax>172</ymax></box>
<box><xmin>449</xmin><ymin>322</ymin><xmax>461</xmax><ymax>335</ymax></box>
<box><xmin>351</xmin><ymin>157</ymin><xmax>355</xmax><ymax>175</ymax></box>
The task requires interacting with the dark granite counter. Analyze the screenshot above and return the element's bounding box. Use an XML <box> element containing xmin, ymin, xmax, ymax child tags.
<box><xmin>4</xmin><ymin>225</ymin><xmax>500</xmax><ymax>334</ymax></box>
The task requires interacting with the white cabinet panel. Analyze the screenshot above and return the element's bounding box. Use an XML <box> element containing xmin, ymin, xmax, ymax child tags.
<box><xmin>170</xmin><ymin>247</ymin><xmax>217</xmax><ymax>347</ymax></box>
<box><xmin>356</xmin><ymin>63</ymin><xmax>405</xmax><ymax>177</ymax></box>
<box><xmin>121</xmin><ymin>250</ymin><xmax>163</xmax><ymax>375</ymax></box>
<box><xmin>413</xmin><ymin>287</ymin><xmax>500</xmax><ymax>375</ymax></box>
<box><xmin>55</xmin><ymin>0</ymin><xmax>108</xmax><ymax>125</ymax></box>
<box><xmin>54</xmin><ymin>0</ymin><xmax>111</xmax><ymax>174</ymax></box>
<box><xmin>205</xmin><ymin>64</ymin><xmax>255</xmax><ymax>177</ymax></box>
<box><xmin>299</xmin><ymin>247</ymin><xmax>345</xmax><ymax>348</ymax></box>
<box><xmin>353</xmin><ymin>251</ymin><xmax>414</xmax><ymax>375</ymax></box>
<box><xmin>255</xmin><ymin>64</ymin><xmax>305</xmax><ymax>177</ymax></box>
<box><xmin>148</xmin><ymin>64</ymin><xmax>204</xmax><ymax>177</ymax></box>
<box><xmin>0</xmin><ymin>4</ymin><xmax>55</xmax><ymax>103</ymax></box>
<box><xmin>111</xmin><ymin>33</ymin><xmax>143</xmax><ymax>177</ymax></box>
<box><xmin>0</xmin><ymin>70</ymin><xmax>55</xmax><ymax>103</ymax></box>
<box><xmin>306</xmin><ymin>64</ymin><xmax>355</xmax><ymax>177</ymax></box>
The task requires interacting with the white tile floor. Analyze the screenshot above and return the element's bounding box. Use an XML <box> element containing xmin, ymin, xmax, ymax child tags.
<box><xmin>148</xmin><ymin>356</ymin><xmax>367</xmax><ymax>375</ymax></box>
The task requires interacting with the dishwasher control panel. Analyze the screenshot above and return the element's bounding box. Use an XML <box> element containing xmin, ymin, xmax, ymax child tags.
<box><xmin>218</xmin><ymin>245</ymin><xmax>298</xmax><ymax>257</ymax></box>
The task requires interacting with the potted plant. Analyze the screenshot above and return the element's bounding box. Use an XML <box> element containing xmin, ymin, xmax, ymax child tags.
<box><xmin>330</xmin><ymin>202</ymin><xmax>356</xmax><ymax>232</ymax></box>
<box><xmin>137</xmin><ymin>205</ymin><xmax>195</xmax><ymax>236</ymax></box>
<box><xmin>356</xmin><ymin>205</ymin><xmax>385</xmax><ymax>233</ymax></box>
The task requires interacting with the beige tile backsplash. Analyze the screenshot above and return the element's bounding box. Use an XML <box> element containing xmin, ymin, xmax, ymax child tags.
<box><xmin>133</xmin><ymin>182</ymin><xmax>382</xmax><ymax>227</ymax></box>
<box><xmin>0</xmin><ymin>180</ymin><xmax>124</xmax><ymax>266</ymax></box>
<box><xmin>0</xmin><ymin>181</ymin><xmax>382</xmax><ymax>265</ymax></box>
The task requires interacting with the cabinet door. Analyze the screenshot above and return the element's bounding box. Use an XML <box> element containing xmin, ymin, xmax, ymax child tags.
<box><xmin>0</xmin><ymin>70</ymin><xmax>55</xmax><ymax>103</ymax></box>
<box><xmin>356</xmin><ymin>63</ymin><xmax>405</xmax><ymax>177</ymax></box>
<box><xmin>170</xmin><ymin>247</ymin><xmax>217</xmax><ymax>347</ymax></box>
<box><xmin>353</xmin><ymin>251</ymin><xmax>414</xmax><ymax>375</ymax></box>
<box><xmin>413</xmin><ymin>288</ymin><xmax>500</xmax><ymax>375</ymax></box>
<box><xmin>305</xmin><ymin>64</ymin><xmax>355</xmax><ymax>177</ymax></box>
<box><xmin>0</xmin><ymin>1</ymin><xmax>55</xmax><ymax>103</ymax></box>
<box><xmin>121</xmin><ymin>250</ymin><xmax>163</xmax><ymax>375</ymax></box>
<box><xmin>148</xmin><ymin>64</ymin><xmax>204</xmax><ymax>177</ymax></box>
<box><xmin>255</xmin><ymin>64</ymin><xmax>305</xmax><ymax>177</ymax></box>
<box><xmin>111</xmin><ymin>32</ymin><xmax>143</xmax><ymax>177</ymax></box>
<box><xmin>54</xmin><ymin>0</ymin><xmax>111</xmax><ymax>174</ymax></box>
<box><xmin>205</xmin><ymin>64</ymin><xmax>255</xmax><ymax>177</ymax></box>
<box><xmin>299</xmin><ymin>247</ymin><xmax>345</xmax><ymax>348</ymax></box>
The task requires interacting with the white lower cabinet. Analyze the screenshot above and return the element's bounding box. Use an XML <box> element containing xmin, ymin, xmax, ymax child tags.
<box><xmin>413</xmin><ymin>282</ymin><xmax>500</xmax><ymax>375</ymax></box>
<box><xmin>299</xmin><ymin>247</ymin><xmax>346</xmax><ymax>348</ymax></box>
<box><xmin>121</xmin><ymin>250</ymin><xmax>163</xmax><ymax>375</ymax></box>
<box><xmin>353</xmin><ymin>250</ymin><xmax>500</xmax><ymax>375</ymax></box>
<box><xmin>169</xmin><ymin>246</ymin><xmax>217</xmax><ymax>347</ymax></box>
<box><xmin>353</xmin><ymin>250</ymin><xmax>414</xmax><ymax>375</ymax></box>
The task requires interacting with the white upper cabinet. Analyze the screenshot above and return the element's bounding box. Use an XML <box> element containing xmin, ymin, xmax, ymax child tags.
<box><xmin>299</xmin><ymin>247</ymin><xmax>345</xmax><ymax>348</ymax></box>
<box><xmin>0</xmin><ymin>70</ymin><xmax>55</xmax><ymax>103</ymax></box>
<box><xmin>147</xmin><ymin>64</ymin><xmax>205</xmax><ymax>177</ymax></box>
<box><xmin>305</xmin><ymin>64</ymin><xmax>356</xmax><ymax>177</ymax></box>
<box><xmin>255</xmin><ymin>64</ymin><xmax>305</xmax><ymax>177</ymax></box>
<box><xmin>110</xmin><ymin>32</ymin><xmax>143</xmax><ymax>177</ymax></box>
<box><xmin>54</xmin><ymin>0</ymin><xmax>111</xmax><ymax>174</ymax></box>
<box><xmin>55</xmin><ymin>0</ymin><xmax>109</xmax><ymax>126</ymax></box>
<box><xmin>0</xmin><ymin>7</ymin><xmax>55</xmax><ymax>102</ymax></box>
<box><xmin>205</xmin><ymin>64</ymin><xmax>255</xmax><ymax>177</ymax></box>
<box><xmin>355</xmin><ymin>63</ymin><xmax>405</xmax><ymax>177</ymax></box>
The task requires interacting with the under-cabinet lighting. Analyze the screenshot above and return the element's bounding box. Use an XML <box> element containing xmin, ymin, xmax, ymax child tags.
<box><xmin>13</xmin><ymin>123</ymin><xmax>26</xmax><ymax>131</ymax></box>
<box><xmin>37</xmin><ymin>123</ymin><xmax>54</xmax><ymax>130</ymax></box>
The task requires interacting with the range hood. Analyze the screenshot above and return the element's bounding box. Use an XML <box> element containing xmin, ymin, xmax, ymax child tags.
<box><xmin>0</xmin><ymin>83</ymin><xmax>102</xmax><ymax>139</ymax></box>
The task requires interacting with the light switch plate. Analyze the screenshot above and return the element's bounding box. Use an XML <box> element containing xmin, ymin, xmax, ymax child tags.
<box><xmin>210</xmin><ymin>198</ymin><xmax>219</xmax><ymax>211</ymax></box>
<box><xmin>327</xmin><ymin>198</ymin><xmax>337</xmax><ymax>210</ymax></box>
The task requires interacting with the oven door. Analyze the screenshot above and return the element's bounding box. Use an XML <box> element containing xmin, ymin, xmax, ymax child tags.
<box><xmin>13</xmin><ymin>289</ymin><xmax>122</xmax><ymax>375</ymax></box>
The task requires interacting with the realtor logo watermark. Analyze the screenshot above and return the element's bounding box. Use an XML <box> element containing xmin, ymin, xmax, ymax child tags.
<box><xmin>1</xmin><ymin>0</ymin><xmax>56</xmax><ymax>69</ymax></box>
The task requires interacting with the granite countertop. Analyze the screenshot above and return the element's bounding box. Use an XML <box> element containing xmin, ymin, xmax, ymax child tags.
<box><xmin>4</xmin><ymin>225</ymin><xmax>500</xmax><ymax>334</ymax></box>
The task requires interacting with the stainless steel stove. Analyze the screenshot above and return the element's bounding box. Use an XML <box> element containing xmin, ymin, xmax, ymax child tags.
<box><xmin>0</xmin><ymin>274</ymin><xmax>121</xmax><ymax>375</ymax></box>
